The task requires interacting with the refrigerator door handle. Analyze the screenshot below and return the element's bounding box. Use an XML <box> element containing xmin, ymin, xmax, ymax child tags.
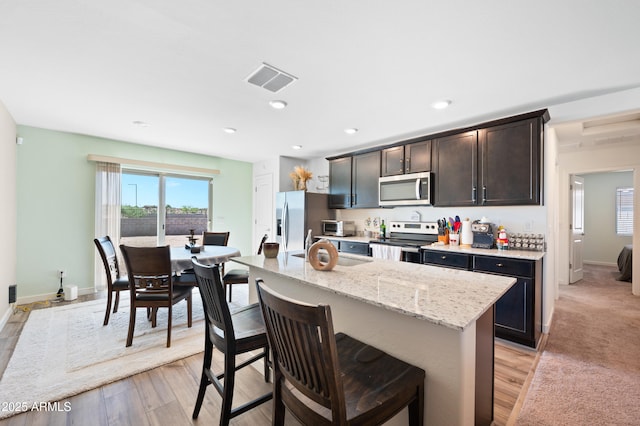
<box><xmin>282</xmin><ymin>201</ymin><xmax>288</xmax><ymax>252</ymax></box>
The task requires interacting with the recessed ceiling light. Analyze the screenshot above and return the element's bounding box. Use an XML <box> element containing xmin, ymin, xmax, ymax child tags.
<box><xmin>292</xmin><ymin>145</ymin><xmax>302</xmax><ymax>150</ymax></box>
<box><xmin>431</xmin><ymin>100</ymin><xmax>452</xmax><ymax>110</ymax></box>
<box><xmin>269</xmin><ymin>100</ymin><xmax>288</xmax><ymax>109</ymax></box>
<box><xmin>344</xmin><ymin>128</ymin><xmax>358</xmax><ymax>134</ymax></box>
<box><xmin>223</xmin><ymin>127</ymin><xmax>237</xmax><ymax>134</ymax></box>
<box><xmin>132</xmin><ymin>120</ymin><xmax>149</xmax><ymax>127</ymax></box>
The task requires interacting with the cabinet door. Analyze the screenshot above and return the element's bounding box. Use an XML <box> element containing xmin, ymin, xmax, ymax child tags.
<box><xmin>340</xmin><ymin>241</ymin><xmax>369</xmax><ymax>256</ymax></box>
<box><xmin>352</xmin><ymin>151</ymin><xmax>380</xmax><ymax>208</ymax></box>
<box><xmin>433</xmin><ymin>131</ymin><xmax>478</xmax><ymax>206</ymax></box>
<box><xmin>494</xmin><ymin>277</ymin><xmax>533</xmax><ymax>344</ymax></box>
<box><xmin>405</xmin><ymin>140</ymin><xmax>431</xmax><ymax>173</ymax></box>
<box><xmin>381</xmin><ymin>146</ymin><xmax>405</xmax><ymax>176</ymax></box>
<box><xmin>479</xmin><ymin>118</ymin><xmax>541</xmax><ymax>205</ymax></box>
<box><xmin>329</xmin><ymin>157</ymin><xmax>352</xmax><ymax>209</ymax></box>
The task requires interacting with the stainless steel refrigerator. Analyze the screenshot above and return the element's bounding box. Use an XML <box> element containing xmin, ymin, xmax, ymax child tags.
<box><xmin>276</xmin><ymin>191</ymin><xmax>333</xmax><ymax>252</ymax></box>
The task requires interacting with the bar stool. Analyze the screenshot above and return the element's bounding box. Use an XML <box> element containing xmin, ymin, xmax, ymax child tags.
<box><xmin>256</xmin><ymin>278</ymin><xmax>426</xmax><ymax>425</ymax></box>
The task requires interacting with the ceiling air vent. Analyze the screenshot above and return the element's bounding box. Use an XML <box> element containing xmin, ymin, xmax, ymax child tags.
<box><xmin>246</xmin><ymin>63</ymin><xmax>297</xmax><ymax>93</ymax></box>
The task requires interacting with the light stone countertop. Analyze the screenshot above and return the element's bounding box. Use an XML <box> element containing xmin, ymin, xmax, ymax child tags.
<box><xmin>317</xmin><ymin>235</ymin><xmax>545</xmax><ymax>260</ymax></box>
<box><xmin>232</xmin><ymin>252</ymin><xmax>515</xmax><ymax>331</ymax></box>
<box><xmin>421</xmin><ymin>243</ymin><xmax>545</xmax><ymax>260</ymax></box>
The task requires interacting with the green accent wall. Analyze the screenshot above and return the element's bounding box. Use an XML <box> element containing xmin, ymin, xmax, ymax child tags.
<box><xmin>16</xmin><ymin>126</ymin><xmax>253</xmax><ymax>300</ymax></box>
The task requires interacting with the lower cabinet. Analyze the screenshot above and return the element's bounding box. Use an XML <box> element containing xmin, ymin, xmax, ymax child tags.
<box><xmin>422</xmin><ymin>250</ymin><xmax>542</xmax><ymax>348</ymax></box>
<box><xmin>325</xmin><ymin>239</ymin><xmax>371</xmax><ymax>256</ymax></box>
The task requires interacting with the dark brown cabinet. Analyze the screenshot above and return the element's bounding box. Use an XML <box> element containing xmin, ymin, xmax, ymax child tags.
<box><xmin>434</xmin><ymin>113</ymin><xmax>546</xmax><ymax>207</ymax></box>
<box><xmin>328</xmin><ymin>151</ymin><xmax>380</xmax><ymax>209</ymax></box>
<box><xmin>433</xmin><ymin>131</ymin><xmax>478</xmax><ymax>206</ymax></box>
<box><xmin>381</xmin><ymin>140</ymin><xmax>431</xmax><ymax>176</ymax></box>
<box><xmin>329</xmin><ymin>157</ymin><xmax>352</xmax><ymax>208</ymax></box>
<box><xmin>479</xmin><ymin>118</ymin><xmax>542</xmax><ymax>205</ymax></box>
<box><xmin>472</xmin><ymin>256</ymin><xmax>542</xmax><ymax>348</ymax></box>
<box><xmin>421</xmin><ymin>249</ymin><xmax>542</xmax><ymax>348</ymax></box>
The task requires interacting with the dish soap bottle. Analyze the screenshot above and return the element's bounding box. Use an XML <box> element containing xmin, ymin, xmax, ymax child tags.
<box><xmin>380</xmin><ymin>220</ymin><xmax>386</xmax><ymax>239</ymax></box>
<box><xmin>305</xmin><ymin>229</ymin><xmax>313</xmax><ymax>261</ymax></box>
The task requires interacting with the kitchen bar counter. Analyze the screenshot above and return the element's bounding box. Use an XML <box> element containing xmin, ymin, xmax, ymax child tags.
<box><xmin>233</xmin><ymin>252</ymin><xmax>515</xmax><ymax>425</ymax></box>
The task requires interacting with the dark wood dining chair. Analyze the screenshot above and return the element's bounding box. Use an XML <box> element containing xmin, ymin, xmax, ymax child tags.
<box><xmin>94</xmin><ymin>236</ymin><xmax>130</xmax><ymax>326</ymax></box>
<box><xmin>256</xmin><ymin>279</ymin><xmax>426</xmax><ymax>426</ymax></box>
<box><xmin>119</xmin><ymin>245</ymin><xmax>193</xmax><ymax>348</ymax></box>
<box><xmin>202</xmin><ymin>231</ymin><xmax>230</xmax><ymax>246</ymax></box>
<box><xmin>190</xmin><ymin>258</ymin><xmax>272</xmax><ymax>425</ymax></box>
<box><xmin>222</xmin><ymin>233</ymin><xmax>268</xmax><ymax>302</ymax></box>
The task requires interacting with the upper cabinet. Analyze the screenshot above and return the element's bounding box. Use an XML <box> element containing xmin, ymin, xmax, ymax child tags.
<box><xmin>479</xmin><ymin>118</ymin><xmax>542</xmax><ymax>205</ymax></box>
<box><xmin>381</xmin><ymin>140</ymin><xmax>431</xmax><ymax>176</ymax></box>
<box><xmin>328</xmin><ymin>109</ymin><xmax>548</xmax><ymax>208</ymax></box>
<box><xmin>433</xmin><ymin>131</ymin><xmax>479</xmax><ymax>207</ymax></box>
<box><xmin>434</xmin><ymin>112</ymin><xmax>547</xmax><ymax>207</ymax></box>
<box><xmin>329</xmin><ymin>151</ymin><xmax>380</xmax><ymax>209</ymax></box>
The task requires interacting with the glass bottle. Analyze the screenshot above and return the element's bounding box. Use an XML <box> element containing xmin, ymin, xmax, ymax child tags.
<box><xmin>380</xmin><ymin>220</ymin><xmax>386</xmax><ymax>239</ymax></box>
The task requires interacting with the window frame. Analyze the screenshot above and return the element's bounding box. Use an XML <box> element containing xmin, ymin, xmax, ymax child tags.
<box><xmin>615</xmin><ymin>187</ymin><xmax>634</xmax><ymax>236</ymax></box>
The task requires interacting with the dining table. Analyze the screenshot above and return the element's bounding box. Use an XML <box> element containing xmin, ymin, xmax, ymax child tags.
<box><xmin>170</xmin><ymin>245</ymin><xmax>241</xmax><ymax>273</ymax></box>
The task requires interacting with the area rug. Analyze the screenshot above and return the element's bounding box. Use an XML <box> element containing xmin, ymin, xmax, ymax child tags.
<box><xmin>515</xmin><ymin>265</ymin><xmax>640</xmax><ymax>425</ymax></box>
<box><xmin>0</xmin><ymin>294</ymin><xmax>205</xmax><ymax>419</ymax></box>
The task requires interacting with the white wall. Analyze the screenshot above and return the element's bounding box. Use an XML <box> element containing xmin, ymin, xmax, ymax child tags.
<box><xmin>581</xmin><ymin>171</ymin><xmax>633</xmax><ymax>265</ymax></box>
<box><xmin>0</xmin><ymin>99</ymin><xmax>17</xmax><ymax>330</ymax></box>
<box><xmin>550</xmin><ymin>87</ymin><xmax>640</xmax><ymax>296</ymax></box>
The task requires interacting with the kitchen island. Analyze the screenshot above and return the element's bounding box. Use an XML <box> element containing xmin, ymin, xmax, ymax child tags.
<box><xmin>232</xmin><ymin>252</ymin><xmax>516</xmax><ymax>426</ymax></box>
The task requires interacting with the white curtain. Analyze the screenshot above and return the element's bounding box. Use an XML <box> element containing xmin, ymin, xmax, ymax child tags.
<box><xmin>94</xmin><ymin>162</ymin><xmax>121</xmax><ymax>290</ymax></box>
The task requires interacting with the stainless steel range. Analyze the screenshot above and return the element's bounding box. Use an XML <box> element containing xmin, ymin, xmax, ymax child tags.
<box><xmin>369</xmin><ymin>221</ymin><xmax>439</xmax><ymax>263</ymax></box>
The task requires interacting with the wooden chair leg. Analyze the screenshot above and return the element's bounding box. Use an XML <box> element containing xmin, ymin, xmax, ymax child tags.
<box><xmin>272</xmin><ymin>371</ymin><xmax>286</xmax><ymax>426</ymax></box>
<box><xmin>408</xmin><ymin>383</ymin><xmax>424</xmax><ymax>426</ymax></box>
<box><xmin>126</xmin><ymin>307</ymin><xmax>137</xmax><ymax>347</ymax></box>
<box><xmin>220</xmin><ymin>353</ymin><xmax>236</xmax><ymax>425</ymax></box>
<box><xmin>103</xmin><ymin>291</ymin><xmax>113</xmax><ymax>326</ymax></box>
<box><xmin>113</xmin><ymin>291</ymin><xmax>120</xmax><ymax>313</ymax></box>
<box><xmin>187</xmin><ymin>295</ymin><xmax>193</xmax><ymax>328</ymax></box>
<box><xmin>167</xmin><ymin>305</ymin><xmax>172</xmax><ymax>348</ymax></box>
<box><xmin>192</xmin><ymin>339</ymin><xmax>214</xmax><ymax>419</ymax></box>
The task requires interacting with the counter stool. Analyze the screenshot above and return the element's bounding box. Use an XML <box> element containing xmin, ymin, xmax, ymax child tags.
<box><xmin>256</xmin><ymin>278</ymin><xmax>426</xmax><ymax>425</ymax></box>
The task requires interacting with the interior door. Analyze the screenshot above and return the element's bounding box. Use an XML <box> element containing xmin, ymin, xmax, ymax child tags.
<box><xmin>254</xmin><ymin>173</ymin><xmax>273</xmax><ymax>249</ymax></box>
<box><xmin>570</xmin><ymin>175</ymin><xmax>585</xmax><ymax>283</ymax></box>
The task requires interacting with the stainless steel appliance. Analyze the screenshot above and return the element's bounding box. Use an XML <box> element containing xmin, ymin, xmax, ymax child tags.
<box><xmin>369</xmin><ymin>221</ymin><xmax>439</xmax><ymax>263</ymax></box>
<box><xmin>379</xmin><ymin>172</ymin><xmax>432</xmax><ymax>206</ymax></box>
<box><xmin>471</xmin><ymin>222</ymin><xmax>496</xmax><ymax>249</ymax></box>
<box><xmin>322</xmin><ymin>220</ymin><xmax>356</xmax><ymax>237</ymax></box>
<box><xmin>276</xmin><ymin>191</ymin><xmax>332</xmax><ymax>252</ymax></box>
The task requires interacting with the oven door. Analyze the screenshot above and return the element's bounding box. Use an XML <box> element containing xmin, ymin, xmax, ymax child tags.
<box><xmin>379</xmin><ymin>172</ymin><xmax>432</xmax><ymax>206</ymax></box>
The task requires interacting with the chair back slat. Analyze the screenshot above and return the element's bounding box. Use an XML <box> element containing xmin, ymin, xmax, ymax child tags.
<box><xmin>257</xmin><ymin>280</ymin><xmax>345</xmax><ymax>418</ymax></box>
<box><xmin>191</xmin><ymin>259</ymin><xmax>235</xmax><ymax>344</ymax></box>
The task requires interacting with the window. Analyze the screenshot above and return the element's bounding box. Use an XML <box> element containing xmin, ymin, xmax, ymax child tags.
<box><xmin>121</xmin><ymin>170</ymin><xmax>211</xmax><ymax>247</ymax></box>
<box><xmin>616</xmin><ymin>187</ymin><xmax>634</xmax><ymax>235</ymax></box>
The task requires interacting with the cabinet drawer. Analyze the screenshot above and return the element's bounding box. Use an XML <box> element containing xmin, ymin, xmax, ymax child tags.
<box><xmin>473</xmin><ymin>256</ymin><xmax>533</xmax><ymax>277</ymax></box>
<box><xmin>422</xmin><ymin>250</ymin><xmax>471</xmax><ymax>270</ymax></box>
<box><xmin>340</xmin><ymin>241</ymin><xmax>370</xmax><ymax>256</ymax></box>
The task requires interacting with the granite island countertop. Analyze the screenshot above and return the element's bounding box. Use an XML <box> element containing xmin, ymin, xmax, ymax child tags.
<box><xmin>232</xmin><ymin>251</ymin><xmax>515</xmax><ymax>331</ymax></box>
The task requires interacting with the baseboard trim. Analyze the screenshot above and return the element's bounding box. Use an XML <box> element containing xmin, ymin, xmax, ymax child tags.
<box><xmin>16</xmin><ymin>287</ymin><xmax>96</xmax><ymax>305</ymax></box>
<box><xmin>583</xmin><ymin>261</ymin><xmax>617</xmax><ymax>267</ymax></box>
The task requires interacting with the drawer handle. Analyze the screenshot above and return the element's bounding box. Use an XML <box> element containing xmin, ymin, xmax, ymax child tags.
<box><xmin>496</xmin><ymin>263</ymin><xmax>504</xmax><ymax>267</ymax></box>
<box><xmin>441</xmin><ymin>255</ymin><xmax>447</xmax><ymax>260</ymax></box>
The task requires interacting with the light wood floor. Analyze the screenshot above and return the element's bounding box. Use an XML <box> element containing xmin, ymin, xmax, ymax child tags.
<box><xmin>0</xmin><ymin>286</ymin><xmax>539</xmax><ymax>425</ymax></box>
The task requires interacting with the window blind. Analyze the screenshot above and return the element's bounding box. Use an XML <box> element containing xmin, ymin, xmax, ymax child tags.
<box><xmin>616</xmin><ymin>187</ymin><xmax>634</xmax><ymax>235</ymax></box>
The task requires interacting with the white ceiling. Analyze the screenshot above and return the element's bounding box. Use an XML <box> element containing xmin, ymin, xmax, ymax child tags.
<box><xmin>1</xmin><ymin>1</ymin><xmax>639</xmax><ymax>162</ymax></box>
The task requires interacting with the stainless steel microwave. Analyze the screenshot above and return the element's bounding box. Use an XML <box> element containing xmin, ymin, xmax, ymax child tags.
<box><xmin>322</xmin><ymin>220</ymin><xmax>356</xmax><ymax>237</ymax></box>
<box><xmin>379</xmin><ymin>172</ymin><xmax>432</xmax><ymax>206</ymax></box>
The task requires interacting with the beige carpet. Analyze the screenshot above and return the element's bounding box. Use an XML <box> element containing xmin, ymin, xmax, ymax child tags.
<box><xmin>516</xmin><ymin>265</ymin><xmax>640</xmax><ymax>425</ymax></box>
<box><xmin>0</xmin><ymin>293</ymin><xmax>206</xmax><ymax>420</ymax></box>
